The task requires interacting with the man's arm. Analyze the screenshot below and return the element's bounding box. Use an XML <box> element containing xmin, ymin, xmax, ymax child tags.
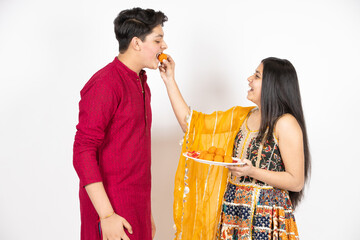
<box><xmin>85</xmin><ymin>182</ymin><xmax>133</xmax><ymax>240</ymax></box>
<box><xmin>73</xmin><ymin>79</ymin><xmax>132</xmax><ymax>239</ymax></box>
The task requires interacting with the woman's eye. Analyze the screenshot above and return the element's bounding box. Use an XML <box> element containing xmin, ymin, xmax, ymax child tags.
<box><xmin>155</xmin><ymin>40</ymin><xmax>161</xmax><ymax>43</ymax></box>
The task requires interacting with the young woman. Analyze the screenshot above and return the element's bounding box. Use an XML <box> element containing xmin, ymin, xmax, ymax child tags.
<box><xmin>160</xmin><ymin>56</ymin><xmax>310</xmax><ymax>240</ymax></box>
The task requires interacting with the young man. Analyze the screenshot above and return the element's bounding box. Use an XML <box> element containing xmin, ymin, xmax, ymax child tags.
<box><xmin>73</xmin><ymin>8</ymin><xmax>168</xmax><ymax>240</ymax></box>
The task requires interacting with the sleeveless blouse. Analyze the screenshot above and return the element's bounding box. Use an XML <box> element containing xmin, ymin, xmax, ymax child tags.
<box><xmin>230</xmin><ymin>111</ymin><xmax>284</xmax><ymax>186</ymax></box>
<box><xmin>216</xmin><ymin>109</ymin><xmax>299</xmax><ymax>240</ymax></box>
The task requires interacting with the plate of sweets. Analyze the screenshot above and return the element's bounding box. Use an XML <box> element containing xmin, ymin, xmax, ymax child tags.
<box><xmin>183</xmin><ymin>146</ymin><xmax>245</xmax><ymax>166</ymax></box>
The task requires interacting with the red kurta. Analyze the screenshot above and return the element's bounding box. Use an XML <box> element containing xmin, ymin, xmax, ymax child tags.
<box><xmin>73</xmin><ymin>57</ymin><xmax>152</xmax><ymax>240</ymax></box>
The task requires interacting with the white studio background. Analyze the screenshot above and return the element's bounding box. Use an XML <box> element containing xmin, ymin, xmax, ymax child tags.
<box><xmin>1</xmin><ymin>0</ymin><xmax>359</xmax><ymax>239</ymax></box>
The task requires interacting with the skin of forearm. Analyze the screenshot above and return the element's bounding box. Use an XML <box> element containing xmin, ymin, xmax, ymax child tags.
<box><xmin>85</xmin><ymin>182</ymin><xmax>114</xmax><ymax>218</ymax></box>
<box><xmin>249</xmin><ymin>168</ymin><xmax>304</xmax><ymax>192</ymax></box>
<box><xmin>165</xmin><ymin>77</ymin><xmax>190</xmax><ymax>132</ymax></box>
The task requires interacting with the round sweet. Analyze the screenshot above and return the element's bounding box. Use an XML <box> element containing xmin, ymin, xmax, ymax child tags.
<box><xmin>224</xmin><ymin>155</ymin><xmax>233</xmax><ymax>163</ymax></box>
<box><xmin>215</xmin><ymin>148</ymin><xmax>225</xmax><ymax>156</ymax></box>
<box><xmin>199</xmin><ymin>151</ymin><xmax>208</xmax><ymax>159</ymax></box>
<box><xmin>204</xmin><ymin>153</ymin><xmax>215</xmax><ymax>161</ymax></box>
<box><xmin>214</xmin><ymin>155</ymin><xmax>224</xmax><ymax>162</ymax></box>
<box><xmin>208</xmin><ymin>146</ymin><xmax>217</xmax><ymax>154</ymax></box>
<box><xmin>157</xmin><ymin>53</ymin><xmax>168</xmax><ymax>63</ymax></box>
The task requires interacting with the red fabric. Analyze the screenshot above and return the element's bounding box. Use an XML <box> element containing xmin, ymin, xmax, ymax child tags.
<box><xmin>73</xmin><ymin>57</ymin><xmax>152</xmax><ymax>240</ymax></box>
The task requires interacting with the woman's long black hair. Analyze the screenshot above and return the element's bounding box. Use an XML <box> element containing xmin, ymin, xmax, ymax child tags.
<box><xmin>258</xmin><ymin>57</ymin><xmax>311</xmax><ymax>209</ymax></box>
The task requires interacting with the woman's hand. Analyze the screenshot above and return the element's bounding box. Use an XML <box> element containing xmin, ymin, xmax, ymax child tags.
<box><xmin>159</xmin><ymin>55</ymin><xmax>175</xmax><ymax>84</ymax></box>
<box><xmin>227</xmin><ymin>159</ymin><xmax>254</xmax><ymax>177</ymax></box>
<box><xmin>100</xmin><ymin>213</ymin><xmax>133</xmax><ymax>240</ymax></box>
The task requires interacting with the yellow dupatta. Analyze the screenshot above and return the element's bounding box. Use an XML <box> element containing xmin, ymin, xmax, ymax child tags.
<box><xmin>173</xmin><ymin>106</ymin><xmax>255</xmax><ymax>240</ymax></box>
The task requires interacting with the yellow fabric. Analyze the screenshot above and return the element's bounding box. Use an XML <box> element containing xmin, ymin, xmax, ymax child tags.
<box><xmin>173</xmin><ymin>106</ymin><xmax>255</xmax><ymax>240</ymax></box>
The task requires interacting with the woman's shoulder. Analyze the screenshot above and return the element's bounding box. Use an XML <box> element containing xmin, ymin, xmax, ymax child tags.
<box><xmin>274</xmin><ymin>114</ymin><xmax>302</xmax><ymax>140</ymax></box>
<box><xmin>276</xmin><ymin>113</ymin><xmax>298</xmax><ymax>125</ymax></box>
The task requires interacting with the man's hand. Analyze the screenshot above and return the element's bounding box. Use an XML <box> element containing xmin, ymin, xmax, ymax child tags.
<box><xmin>151</xmin><ymin>213</ymin><xmax>156</xmax><ymax>239</ymax></box>
<box><xmin>100</xmin><ymin>214</ymin><xmax>133</xmax><ymax>240</ymax></box>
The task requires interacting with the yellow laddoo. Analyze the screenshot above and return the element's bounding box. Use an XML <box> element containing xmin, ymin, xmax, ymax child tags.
<box><xmin>204</xmin><ymin>153</ymin><xmax>215</xmax><ymax>161</ymax></box>
<box><xmin>199</xmin><ymin>151</ymin><xmax>208</xmax><ymax>159</ymax></box>
<box><xmin>214</xmin><ymin>155</ymin><xmax>224</xmax><ymax>162</ymax></box>
<box><xmin>224</xmin><ymin>155</ymin><xmax>233</xmax><ymax>163</ymax></box>
<box><xmin>215</xmin><ymin>148</ymin><xmax>225</xmax><ymax>156</ymax></box>
<box><xmin>157</xmin><ymin>53</ymin><xmax>168</xmax><ymax>63</ymax></box>
<box><xmin>208</xmin><ymin>146</ymin><xmax>217</xmax><ymax>154</ymax></box>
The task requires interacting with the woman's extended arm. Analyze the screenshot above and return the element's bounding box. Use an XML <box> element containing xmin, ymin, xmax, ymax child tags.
<box><xmin>228</xmin><ymin>114</ymin><xmax>305</xmax><ymax>192</ymax></box>
<box><xmin>159</xmin><ymin>55</ymin><xmax>190</xmax><ymax>133</ymax></box>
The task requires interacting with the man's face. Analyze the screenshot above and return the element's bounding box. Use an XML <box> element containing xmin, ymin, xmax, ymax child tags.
<box><xmin>139</xmin><ymin>25</ymin><xmax>168</xmax><ymax>69</ymax></box>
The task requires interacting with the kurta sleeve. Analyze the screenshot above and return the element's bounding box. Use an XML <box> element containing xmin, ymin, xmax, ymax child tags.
<box><xmin>73</xmin><ymin>78</ymin><xmax>120</xmax><ymax>187</ymax></box>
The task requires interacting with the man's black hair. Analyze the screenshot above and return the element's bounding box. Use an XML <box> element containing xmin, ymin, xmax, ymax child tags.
<box><xmin>114</xmin><ymin>7</ymin><xmax>168</xmax><ymax>53</ymax></box>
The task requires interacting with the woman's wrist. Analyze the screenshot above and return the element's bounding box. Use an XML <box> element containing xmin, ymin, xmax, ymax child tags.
<box><xmin>247</xmin><ymin>165</ymin><xmax>257</xmax><ymax>178</ymax></box>
<box><xmin>164</xmin><ymin>76</ymin><xmax>176</xmax><ymax>85</ymax></box>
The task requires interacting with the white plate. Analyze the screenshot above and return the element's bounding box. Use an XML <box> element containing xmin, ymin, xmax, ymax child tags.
<box><xmin>182</xmin><ymin>153</ymin><xmax>245</xmax><ymax>166</ymax></box>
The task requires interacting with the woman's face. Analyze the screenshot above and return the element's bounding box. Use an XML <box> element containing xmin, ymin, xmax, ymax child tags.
<box><xmin>247</xmin><ymin>63</ymin><xmax>263</xmax><ymax>106</ymax></box>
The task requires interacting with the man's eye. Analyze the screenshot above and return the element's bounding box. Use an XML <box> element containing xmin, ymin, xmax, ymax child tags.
<box><xmin>155</xmin><ymin>41</ymin><xmax>160</xmax><ymax>43</ymax></box>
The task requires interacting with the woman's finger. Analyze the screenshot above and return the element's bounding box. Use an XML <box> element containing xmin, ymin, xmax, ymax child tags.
<box><xmin>159</xmin><ymin>66</ymin><xmax>166</xmax><ymax>72</ymax></box>
<box><xmin>166</xmin><ymin>54</ymin><xmax>175</xmax><ymax>64</ymax></box>
<box><xmin>242</xmin><ymin>159</ymin><xmax>252</xmax><ymax>166</ymax></box>
<box><xmin>228</xmin><ymin>165</ymin><xmax>241</xmax><ymax>170</ymax></box>
<box><xmin>162</xmin><ymin>59</ymin><xmax>170</xmax><ymax>68</ymax></box>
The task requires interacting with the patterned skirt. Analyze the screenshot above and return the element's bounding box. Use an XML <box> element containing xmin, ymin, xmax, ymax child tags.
<box><xmin>216</xmin><ymin>182</ymin><xmax>299</xmax><ymax>240</ymax></box>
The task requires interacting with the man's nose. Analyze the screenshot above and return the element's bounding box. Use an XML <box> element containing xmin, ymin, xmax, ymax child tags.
<box><xmin>162</xmin><ymin>41</ymin><xmax>168</xmax><ymax>50</ymax></box>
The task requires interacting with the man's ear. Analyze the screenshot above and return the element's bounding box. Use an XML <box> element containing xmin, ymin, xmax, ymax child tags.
<box><xmin>130</xmin><ymin>37</ymin><xmax>141</xmax><ymax>51</ymax></box>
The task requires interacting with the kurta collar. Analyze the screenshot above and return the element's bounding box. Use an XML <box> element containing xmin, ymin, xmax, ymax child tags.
<box><xmin>113</xmin><ymin>57</ymin><xmax>147</xmax><ymax>82</ymax></box>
